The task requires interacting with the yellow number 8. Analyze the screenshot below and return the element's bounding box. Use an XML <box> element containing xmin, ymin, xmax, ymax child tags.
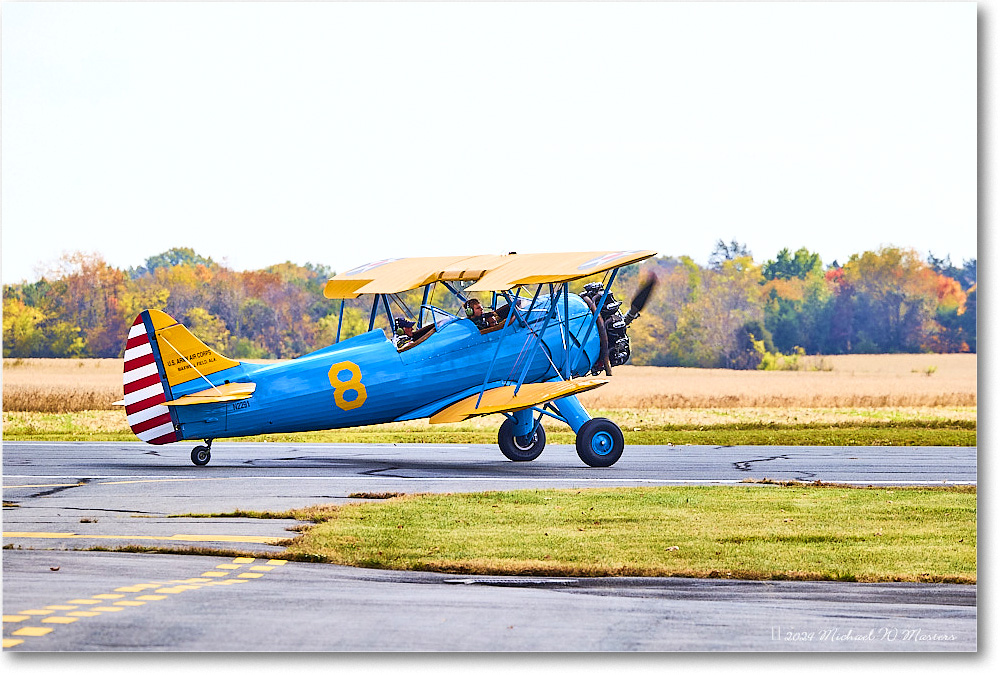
<box><xmin>328</xmin><ymin>361</ymin><xmax>367</xmax><ymax>411</ymax></box>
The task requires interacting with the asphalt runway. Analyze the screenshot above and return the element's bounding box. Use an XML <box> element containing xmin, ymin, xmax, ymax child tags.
<box><xmin>2</xmin><ymin>441</ymin><xmax>978</xmax><ymax>651</ymax></box>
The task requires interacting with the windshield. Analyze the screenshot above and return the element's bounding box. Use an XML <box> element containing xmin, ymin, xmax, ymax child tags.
<box><xmin>420</xmin><ymin>305</ymin><xmax>461</xmax><ymax>330</ymax></box>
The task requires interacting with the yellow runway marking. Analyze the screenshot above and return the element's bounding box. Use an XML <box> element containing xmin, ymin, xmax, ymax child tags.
<box><xmin>250</xmin><ymin>566</ymin><xmax>276</xmax><ymax>572</ymax></box>
<box><xmin>12</xmin><ymin>627</ymin><xmax>53</xmax><ymax>637</ymax></box>
<box><xmin>2</xmin><ymin>532</ymin><xmax>281</xmax><ymax>544</ymax></box>
<box><xmin>2</xmin><ymin>532</ymin><xmax>78</xmax><ymax>539</ymax></box>
<box><xmin>4</xmin><ymin>557</ymin><xmax>291</xmax><ymax>649</ymax></box>
<box><xmin>215</xmin><ymin>564</ymin><xmax>242</xmax><ymax>569</ymax></box>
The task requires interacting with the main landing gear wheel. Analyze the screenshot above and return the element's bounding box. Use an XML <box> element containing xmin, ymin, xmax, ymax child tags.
<box><xmin>498</xmin><ymin>417</ymin><xmax>546</xmax><ymax>462</ymax></box>
<box><xmin>191</xmin><ymin>445</ymin><xmax>211</xmax><ymax>466</ymax></box>
<box><xmin>576</xmin><ymin>418</ymin><xmax>625</xmax><ymax>467</ymax></box>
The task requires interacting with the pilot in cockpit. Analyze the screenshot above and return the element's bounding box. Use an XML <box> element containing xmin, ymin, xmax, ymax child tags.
<box><xmin>464</xmin><ymin>298</ymin><xmax>498</xmax><ymax>330</ymax></box>
<box><xmin>394</xmin><ymin>317</ymin><xmax>416</xmax><ymax>347</ymax></box>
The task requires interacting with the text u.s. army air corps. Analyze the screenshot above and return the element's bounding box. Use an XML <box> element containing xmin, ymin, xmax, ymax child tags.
<box><xmin>165</xmin><ymin>350</ymin><xmax>218</xmax><ymax>372</ymax></box>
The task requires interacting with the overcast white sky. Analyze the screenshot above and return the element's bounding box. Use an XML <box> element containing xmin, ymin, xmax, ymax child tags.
<box><xmin>1</xmin><ymin>1</ymin><xmax>978</xmax><ymax>284</ymax></box>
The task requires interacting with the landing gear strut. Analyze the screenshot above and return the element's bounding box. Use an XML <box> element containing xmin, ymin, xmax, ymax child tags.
<box><xmin>191</xmin><ymin>439</ymin><xmax>213</xmax><ymax>466</ymax></box>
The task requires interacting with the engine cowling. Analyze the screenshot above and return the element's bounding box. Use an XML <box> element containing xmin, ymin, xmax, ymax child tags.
<box><xmin>581</xmin><ymin>282</ymin><xmax>631</xmax><ymax>371</ymax></box>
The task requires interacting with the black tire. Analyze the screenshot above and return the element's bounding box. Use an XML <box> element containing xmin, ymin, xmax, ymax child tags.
<box><xmin>191</xmin><ymin>445</ymin><xmax>211</xmax><ymax>466</ymax></box>
<box><xmin>498</xmin><ymin>417</ymin><xmax>546</xmax><ymax>462</ymax></box>
<box><xmin>575</xmin><ymin>418</ymin><xmax>624</xmax><ymax>467</ymax></box>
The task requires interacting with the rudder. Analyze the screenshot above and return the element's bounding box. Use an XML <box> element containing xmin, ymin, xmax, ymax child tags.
<box><xmin>123</xmin><ymin>312</ymin><xmax>178</xmax><ymax>444</ymax></box>
<box><xmin>122</xmin><ymin>309</ymin><xmax>242</xmax><ymax>444</ymax></box>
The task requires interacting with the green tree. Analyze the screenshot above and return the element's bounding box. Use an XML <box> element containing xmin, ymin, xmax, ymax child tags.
<box><xmin>46</xmin><ymin>321</ymin><xmax>87</xmax><ymax>358</ymax></box>
<box><xmin>669</xmin><ymin>256</ymin><xmax>765</xmax><ymax>367</ymax></box>
<box><xmin>761</xmin><ymin>249</ymin><xmax>832</xmax><ymax>354</ymax></box>
<box><xmin>763</xmin><ymin>247</ymin><xmax>822</xmax><ymax>281</ymax></box>
<box><xmin>134</xmin><ymin>247</ymin><xmax>216</xmax><ymax>277</ymax></box>
<box><xmin>2</xmin><ymin>297</ymin><xmax>47</xmax><ymax>356</ymax></box>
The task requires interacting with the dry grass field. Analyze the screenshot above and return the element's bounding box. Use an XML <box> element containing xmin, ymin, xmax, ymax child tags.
<box><xmin>579</xmin><ymin>354</ymin><xmax>977</xmax><ymax>410</ymax></box>
<box><xmin>3</xmin><ymin>358</ymin><xmax>124</xmax><ymax>413</ymax></box>
<box><xmin>1</xmin><ymin>354</ymin><xmax>976</xmax><ymax>414</ymax></box>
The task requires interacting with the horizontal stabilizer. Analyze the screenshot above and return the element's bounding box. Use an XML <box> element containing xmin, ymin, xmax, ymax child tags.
<box><xmin>162</xmin><ymin>382</ymin><xmax>256</xmax><ymax>406</ymax></box>
<box><xmin>429</xmin><ymin>379</ymin><xmax>607</xmax><ymax>424</ymax></box>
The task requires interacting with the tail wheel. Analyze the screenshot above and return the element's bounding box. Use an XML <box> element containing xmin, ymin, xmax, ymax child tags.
<box><xmin>191</xmin><ymin>445</ymin><xmax>211</xmax><ymax>466</ymax></box>
<box><xmin>498</xmin><ymin>417</ymin><xmax>546</xmax><ymax>462</ymax></box>
<box><xmin>575</xmin><ymin>418</ymin><xmax>624</xmax><ymax>467</ymax></box>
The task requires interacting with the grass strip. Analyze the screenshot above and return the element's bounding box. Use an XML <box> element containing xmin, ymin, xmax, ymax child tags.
<box><xmin>12</xmin><ymin>485</ymin><xmax>974</xmax><ymax>584</ymax></box>
<box><xmin>277</xmin><ymin>485</ymin><xmax>976</xmax><ymax>583</ymax></box>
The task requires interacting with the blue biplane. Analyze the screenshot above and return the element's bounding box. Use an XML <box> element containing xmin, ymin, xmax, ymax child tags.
<box><xmin>118</xmin><ymin>251</ymin><xmax>657</xmax><ymax>467</ymax></box>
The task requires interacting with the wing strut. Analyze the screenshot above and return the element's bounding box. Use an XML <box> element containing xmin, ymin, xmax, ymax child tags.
<box><xmin>514</xmin><ymin>283</ymin><xmax>564</xmax><ymax>395</ymax></box>
<box><xmin>368</xmin><ymin>294</ymin><xmax>379</xmax><ymax>331</ymax></box>
<box><xmin>475</xmin><ymin>287</ymin><xmax>528</xmax><ymax>408</ymax></box>
<box><xmin>335</xmin><ymin>299</ymin><xmax>346</xmax><ymax>344</ymax></box>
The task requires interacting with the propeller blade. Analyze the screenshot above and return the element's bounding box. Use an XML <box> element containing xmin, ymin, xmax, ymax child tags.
<box><xmin>624</xmin><ymin>273</ymin><xmax>658</xmax><ymax>325</ymax></box>
<box><xmin>630</xmin><ymin>274</ymin><xmax>658</xmax><ymax>314</ymax></box>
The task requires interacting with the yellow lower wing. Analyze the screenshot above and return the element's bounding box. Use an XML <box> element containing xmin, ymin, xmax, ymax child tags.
<box><xmin>162</xmin><ymin>382</ymin><xmax>256</xmax><ymax>406</ymax></box>
<box><xmin>429</xmin><ymin>379</ymin><xmax>607</xmax><ymax>424</ymax></box>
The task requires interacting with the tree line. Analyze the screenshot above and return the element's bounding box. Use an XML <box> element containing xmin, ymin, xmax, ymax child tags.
<box><xmin>2</xmin><ymin>243</ymin><xmax>976</xmax><ymax>368</ymax></box>
<box><xmin>616</xmin><ymin>241</ymin><xmax>975</xmax><ymax>368</ymax></box>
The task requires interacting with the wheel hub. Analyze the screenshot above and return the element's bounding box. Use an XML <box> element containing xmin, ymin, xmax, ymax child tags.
<box><xmin>591</xmin><ymin>430</ymin><xmax>614</xmax><ymax>456</ymax></box>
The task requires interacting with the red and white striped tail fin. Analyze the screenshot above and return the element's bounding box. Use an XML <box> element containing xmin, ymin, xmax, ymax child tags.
<box><xmin>122</xmin><ymin>314</ymin><xmax>178</xmax><ymax>445</ymax></box>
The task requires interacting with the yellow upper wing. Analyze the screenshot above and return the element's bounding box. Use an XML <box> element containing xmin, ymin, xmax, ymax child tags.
<box><xmin>323</xmin><ymin>250</ymin><xmax>656</xmax><ymax>298</ymax></box>
<box><xmin>464</xmin><ymin>250</ymin><xmax>657</xmax><ymax>292</ymax></box>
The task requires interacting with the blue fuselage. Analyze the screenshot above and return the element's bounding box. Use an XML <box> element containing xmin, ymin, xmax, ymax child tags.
<box><xmin>168</xmin><ymin>294</ymin><xmax>602</xmax><ymax>441</ymax></box>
